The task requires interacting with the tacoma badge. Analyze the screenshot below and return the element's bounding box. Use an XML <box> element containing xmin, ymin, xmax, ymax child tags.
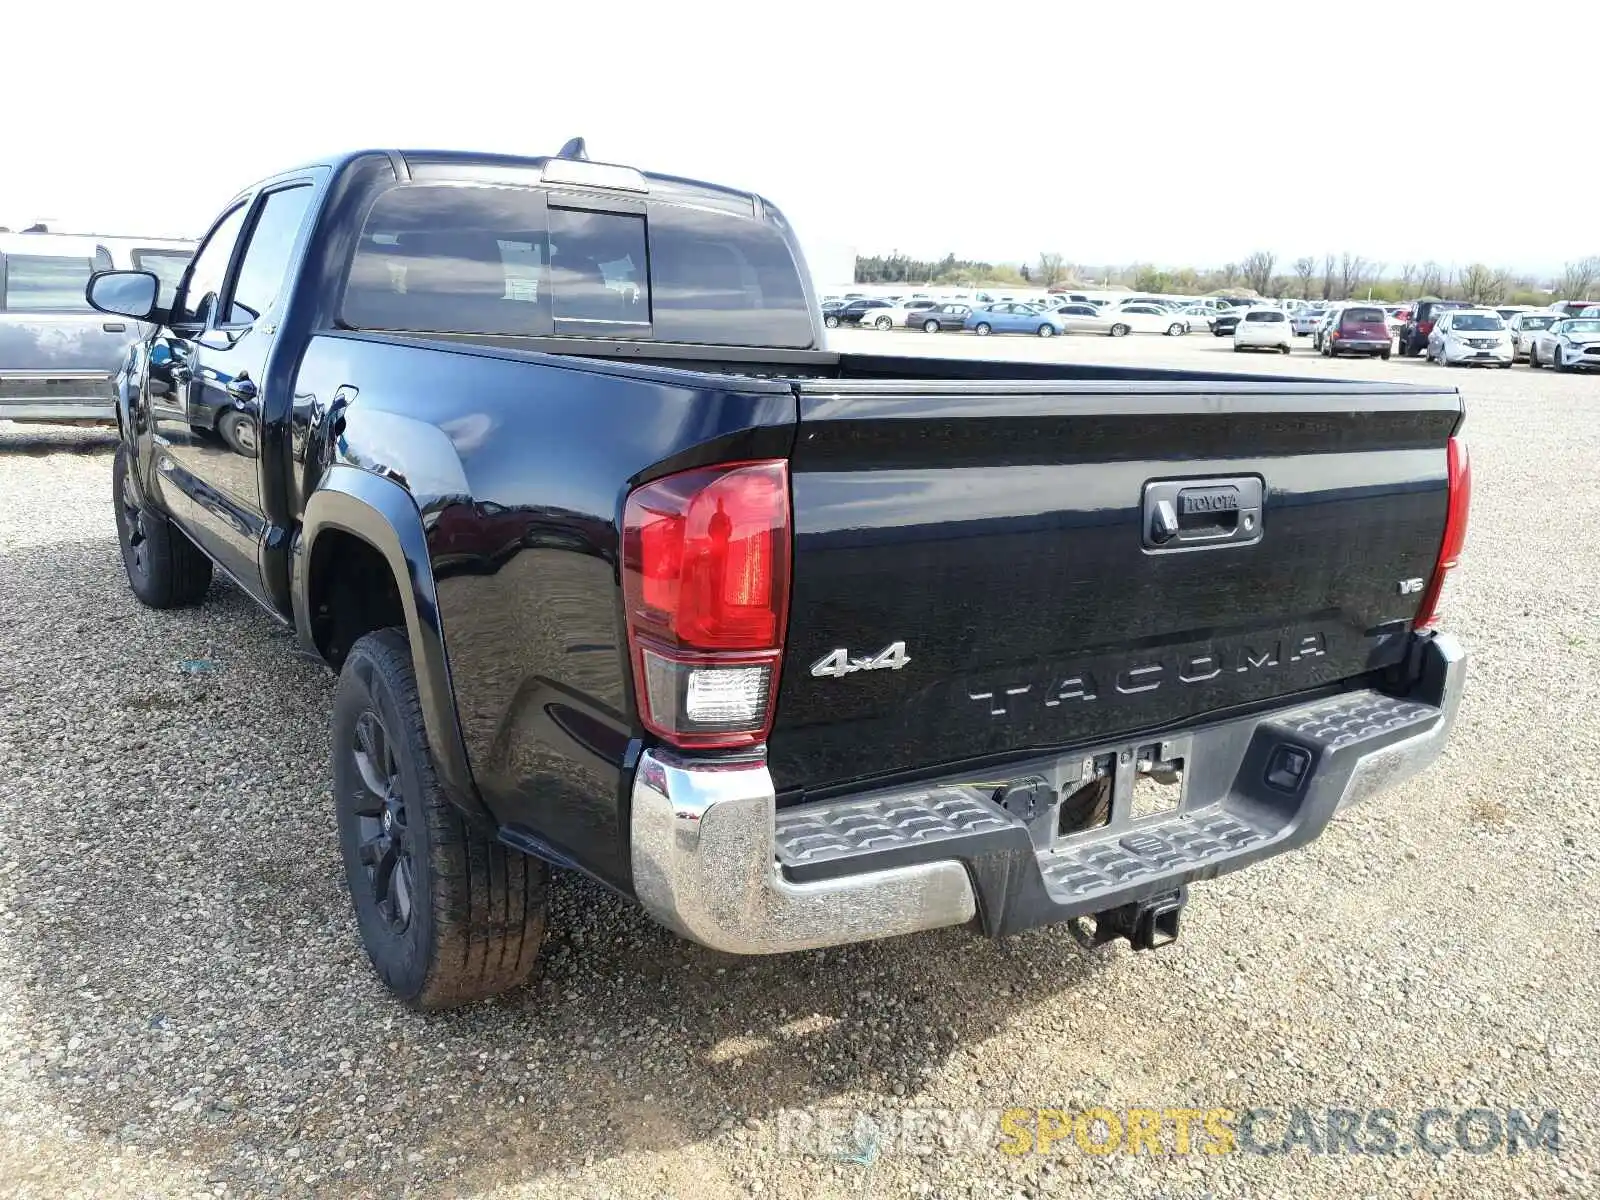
<box><xmin>811</xmin><ymin>642</ymin><xmax>912</xmax><ymax>679</ymax></box>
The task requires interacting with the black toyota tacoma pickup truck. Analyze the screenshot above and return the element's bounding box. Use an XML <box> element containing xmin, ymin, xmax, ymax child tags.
<box><xmin>88</xmin><ymin>143</ymin><xmax>1469</xmax><ymax>1010</ymax></box>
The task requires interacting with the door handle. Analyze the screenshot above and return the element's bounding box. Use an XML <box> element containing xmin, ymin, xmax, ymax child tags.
<box><xmin>102</xmin><ymin>322</ymin><xmax>127</xmax><ymax>333</ymax></box>
<box><xmin>226</xmin><ymin>377</ymin><xmax>259</xmax><ymax>404</ymax></box>
<box><xmin>1142</xmin><ymin>476</ymin><xmax>1264</xmax><ymax>552</ymax></box>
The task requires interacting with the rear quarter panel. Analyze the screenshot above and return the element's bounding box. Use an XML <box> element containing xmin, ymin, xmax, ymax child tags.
<box><xmin>292</xmin><ymin>333</ymin><xmax>797</xmax><ymax>891</ymax></box>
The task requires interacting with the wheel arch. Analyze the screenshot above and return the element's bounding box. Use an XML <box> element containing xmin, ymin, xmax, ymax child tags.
<box><xmin>294</xmin><ymin>464</ymin><xmax>492</xmax><ymax>826</ymax></box>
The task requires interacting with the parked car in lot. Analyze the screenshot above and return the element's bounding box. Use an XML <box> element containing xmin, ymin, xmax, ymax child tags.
<box><xmin>89</xmin><ymin>143</ymin><xmax>1470</xmax><ymax>1011</ymax></box>
<box><xmin>1232</xmin><ymin>308</ymin><xmax>1293</xmax><ymax>354</ymax></box>
<box><xmin>1526</xmin><ymin>317</ymin><xmax>1600</xmax><ymax>371</ymax></box>
<box><xmin>915</xmin><ymin>302</ymin><xmax>973</xmax><ymax>332</ymax></box>
<box><xmin>824</xmin><ymin>298</ymin><xmax>892</xmax><ymax>329</ymax></box>
<box><xmin>1109</xmin><ymin>303</ymin><xmax>1189</xmax><ymax>337</ymax></box>
<box><xmin>861</xmin><ymin>298</ymin><xmax>939</xmax><ymax>330</ymax></box>
<box><xmin>1548</xmin><ymin>300</ymin><xmax>1600</xmax><ymax>319</ymax></box>
<box><xmin>1042</xmin><ymin>302</ymin><xmax>1113</xmax><ymax>334</ymax></box>
<box><xmin>1291</xmin><ymin>304</ymin><xmax>1328</xmax><ymax>336</ymax></box>
<box><xmin>1398</xmin><ymin>299</ymin><xmax>1470</xmax><ymax>357</ymax></box>
<box><xmin>1322</xmin><ymin>305</ymin><xmax>1393</xmax><ymax>359</ymax></box>
<box><xmin>1426</xmin><ymin>309</ymin><xmax>1513</xmax><ymax>368</ymax></box>
<box><xmin>1311</xmin><ymin>306</ymin><xmax>1345</xmax><ymax>353</ymax></box>
<box><xmin>1</xmin><ymin>232</ymin><xmax>194</xmax><ymax>425</ymax></box>
<box><xmin>965</xmin><ymin>302</ymin><xmax>1066</xmax><ymax>337</ymax></box>
<box><xmin>1507</xmin><ymin>311</ymin><xmax>1560</xmax><ymax>361</ymax></box>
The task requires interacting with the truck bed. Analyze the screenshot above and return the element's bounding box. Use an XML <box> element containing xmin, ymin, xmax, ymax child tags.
<box><xmin>400</xmin><ymin>329</ymin><xmax>1431</xmax><ymax>389</ymax></box>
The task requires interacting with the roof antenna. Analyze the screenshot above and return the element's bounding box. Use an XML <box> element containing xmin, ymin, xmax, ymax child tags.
<box><xmin>556</xmin><ymin>137</ymin><xmax>589</xmax><ymax>161</ymax></box>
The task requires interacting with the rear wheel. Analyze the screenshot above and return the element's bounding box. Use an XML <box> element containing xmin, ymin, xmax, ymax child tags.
<box><xmin>218</xmin><ymin>410</ymin><xmax>258</xmax><ymax>458</ymax></box>
<box><xmin>874</xmin><ymin>316</ymin><xmax>893</xmax><ymax>330</ymax></box>
<box><xmin>1037</xmin><ymin>324</ymin><xmax>1055</xmax><ymax>337</ymax></box>
<box><xmin>1166</xmin><ymin>322</ymin><xmax>1184</xmax><ymax>337</ymax></box>
<box><xmin>113</xmin><ymin>443</ymin><xmax>212</xmax><ymax>609</ymax></box>
<box><xmin>1110</xmin><ymin>323</ymin><xmax>1130</xmax><ymax>337</ymax></box>
<box><xmin>824</xmin><ymin>314</ymin><xmax>840</xmax><ymax>329</ymax></box>
<box><xmin>974</xmin><ymin>322</ymin><xmax>992</xmax><ymax>336</ymax></box>
<box><xmin>923</xmin><ymin>319</ymin><xmax>940</xmax><ymax>333</ymax></box>
<box><xmin>334</xmin><ymin>628</ymin><xmax>549</xmax><ymax>1010</ymax></box>
<box><xmin>1280</xmin><ymin>344</ymin><xmax>1292</xmax><ymax>355</ymax></box>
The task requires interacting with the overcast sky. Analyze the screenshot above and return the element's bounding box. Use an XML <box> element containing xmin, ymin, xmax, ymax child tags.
<box><xmin>3</xmin><ymin>5</ymin><xmax>1587</xmax><ymax>278</ymax></box>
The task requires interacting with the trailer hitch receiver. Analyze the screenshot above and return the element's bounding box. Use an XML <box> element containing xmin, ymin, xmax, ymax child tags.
<box><xmin>1070</xmin><ymin>886</ymin><xmax>1187</xmax><ymax>952</ymax></box>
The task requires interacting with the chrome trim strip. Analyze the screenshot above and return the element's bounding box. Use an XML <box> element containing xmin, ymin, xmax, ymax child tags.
<box><xmin>630</xmin><ymin>750</ymin><xmax>977</xmax><ymax>954</ymax></box>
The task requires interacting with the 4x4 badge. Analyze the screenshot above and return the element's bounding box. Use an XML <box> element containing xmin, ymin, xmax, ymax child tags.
<box><xmin>810</xmin><ymin>642</ymin><xmax>911</xmax><ymax>679</ymax></box>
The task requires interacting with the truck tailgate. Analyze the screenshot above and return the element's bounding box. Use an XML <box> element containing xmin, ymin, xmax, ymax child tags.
<box><xmin>769</xmin><ymin>381</ymin><xmax>1462</xmax><ymax>796</ymax></box>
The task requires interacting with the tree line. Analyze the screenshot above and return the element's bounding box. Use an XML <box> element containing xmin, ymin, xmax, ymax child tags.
<box><xmin>856</xmin><ymin>250</ymin><xmax>1600</xmax><ymax>306</ymax></box>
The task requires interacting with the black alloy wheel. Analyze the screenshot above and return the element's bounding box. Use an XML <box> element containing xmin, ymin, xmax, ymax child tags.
<box><xmin>116</xmin><ymin>465</ymin><xmax>150</xmax><ymax>585</ymax></box>
<box><xmin>349</xmin><ymin>708</ymin><xmax>416</xmax><ymax>934</ymax></box>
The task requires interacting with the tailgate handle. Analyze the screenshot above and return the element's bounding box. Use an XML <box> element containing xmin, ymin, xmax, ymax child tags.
<box><xmin>1143</xmin><ymin>476</ymin><xmax>1263</xmax><ymax>552</ymax></box>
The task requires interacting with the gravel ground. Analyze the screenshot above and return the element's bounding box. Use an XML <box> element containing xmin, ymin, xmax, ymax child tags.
<box><xmin>1</xmin><ymin>340</ymin><xmax>1597</xmax><ymax>1199</ymax></box>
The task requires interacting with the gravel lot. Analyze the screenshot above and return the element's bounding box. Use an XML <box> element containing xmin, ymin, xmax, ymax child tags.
<box><xmin>2</xmin><ymin>336</ymin><xmax>1597</xmax><ymax>1199</ymax></box>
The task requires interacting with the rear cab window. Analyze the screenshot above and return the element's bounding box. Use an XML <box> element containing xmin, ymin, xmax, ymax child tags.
<box><xmin>341</xmin><ymin>175</ymin><xmax>813</xmax><ymax>348</ymax></box>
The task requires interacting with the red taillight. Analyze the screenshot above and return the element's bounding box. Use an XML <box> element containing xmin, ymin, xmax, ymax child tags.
<box><xmin>622</xmin><ymin>460</ymin><xmax>791</xmax><ymax>748</ymax></box>
<box><xmin>1414</xmin><ymin>435</ymin><xmax>1471</xmax><ymax>631</ymax></box>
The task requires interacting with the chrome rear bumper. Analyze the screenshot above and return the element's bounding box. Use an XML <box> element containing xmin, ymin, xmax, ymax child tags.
<box><xmin>629</xmin><ymin>752</ymin><xmax>976</xmax><ymax>954</ymax></box>
<box><xmin>629</xmin><ymin>634</ymin><xmax>1466</xmax><ymax>954</ymax></box>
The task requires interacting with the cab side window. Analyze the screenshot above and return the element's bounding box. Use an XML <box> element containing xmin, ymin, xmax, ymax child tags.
<box><xmin>177</xmin><ymin>205</ymin><xmax>249</xmax><ymax>326</ymax></box>
<box><xmin>225</xmin><ymin>186</ymin><xmax>314</xmax><ymax>326</ymax></box>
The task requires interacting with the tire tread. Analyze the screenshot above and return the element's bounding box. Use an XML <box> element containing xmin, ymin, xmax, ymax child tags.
<box><xmin>113</xmin><ymin>445</ymin><xmax>212</xmax><ymax>609</ymax></box>
<box><xmin>340</xmin><ymin>629</ymin><xmax>547</xmax><ymax>1011</ymax></box>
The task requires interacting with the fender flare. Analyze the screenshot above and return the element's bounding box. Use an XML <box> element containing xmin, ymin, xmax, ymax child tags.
<box><xmin>293</xmin><ymin>464</ymin><xmax>491</xmax><ymax>826</ymax></box>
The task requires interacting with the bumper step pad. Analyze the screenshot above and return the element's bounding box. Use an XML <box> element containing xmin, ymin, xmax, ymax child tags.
<box><xmin>1265</xmin><ymin>691</ymin><xmax>1438</xmax><ymax>749</ymax></box>
<box><xmin>1037</xmin><ymin>809</ymin><xmax>1267</xmax><ymax>900</ymax></box>
<box><xmin>772</xmin><ymin>682</ymin><xmax>1451</xmax><ymax>934</ymax></box>
<box><xmin>775</xmin><ymin>789</ymin><xmax>1018</xmax><ymax>882</ymax></box>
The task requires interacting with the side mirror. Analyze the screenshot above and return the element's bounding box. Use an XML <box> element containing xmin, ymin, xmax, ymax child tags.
<box><xmin>87</xmin><ymin>270</ymin><xmax>162</xmax><ymax>323</ymax></box>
